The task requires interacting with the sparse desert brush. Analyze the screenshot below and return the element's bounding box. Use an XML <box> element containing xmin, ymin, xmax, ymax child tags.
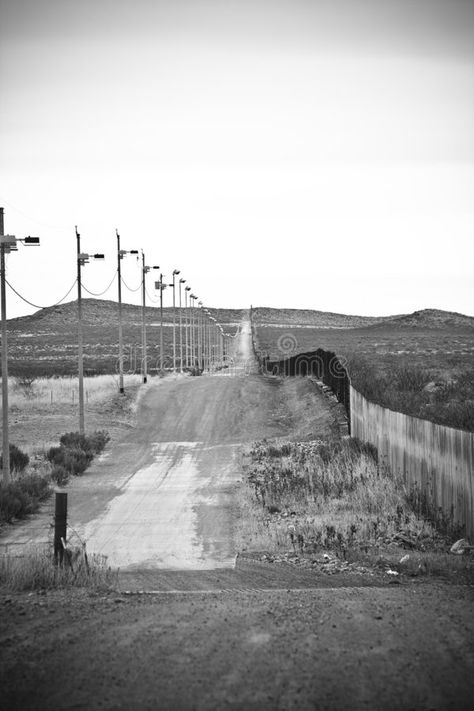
<box><xmin>46</xmin><ymin>430</ymin><xmax>110</xmax><ymax>482</ymax></box>
<box><xmin>0</xmin><ymin>443</ymin><xmax>30</xmax><ymax>473</ymax></box>
<box><xmin>0</xmin><ymin>474</ymin><xmax>52</xmax><ymax>524</ymax></box>
<box><xmin>239</xmin><ymin>437</ymin><xmax>440</xmax><ymax>558</ymax></box>
<box><xmin>4</xmin><ymin>373</ymin><xmax>142</xmax><ymax>407</ymax></box>
<box><xmin>0</xmin><ymin>547</ymin><xmax>118</xmax><ymax>592</ymax></box>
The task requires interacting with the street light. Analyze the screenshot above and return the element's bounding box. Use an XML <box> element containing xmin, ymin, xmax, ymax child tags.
<box><xmin>141</xmin><ymin>254</ymin><xmax>160</xmax><ymax>384</ymax></box>
<box><xmin>0</xmin><ymin>208</ymin><xmax>40</xmax><ymax>482</ymax></box>
<box><xmin>190</xmin><ymin>294</ymin><xmax>197</xmax><ymax>369</ymax></box>
<box><xmin>179</xmin><ymin>278</ymin><xmax>186</xmax><ymax>372</ymax></box>
<box><xmin>116</xmin><ymin>230</ymin><xmax>138</xmax><ymax>393</ymax></box>
<box><xmin>198</xmin><ymin>301</ymin><xmax>203</xmax><ymax>371</ymax></box>
<box><xmin>184</xmin><ymin>286</ymin><xmax>191</xmax><ymax>368</ymax></box>
<box><xmin>75</xmin><ymin>227</ymin><xmax>104</xmax><ymax>435</ymax></box>
<box><xmin>155</xmin><ymin>275</ymin><xmax>169</xmax><ymax>372</ymax></box>
<box><xmin>171</xmin><ymin>269</ymin><xmax>180</xmax><ymax>372</ymax></box>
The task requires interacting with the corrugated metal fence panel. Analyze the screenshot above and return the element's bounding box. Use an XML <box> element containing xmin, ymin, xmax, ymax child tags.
<box><xmin>350</xmin><ymin>386</ymin><xmax>474</xmax><ymax>540</ymax></box>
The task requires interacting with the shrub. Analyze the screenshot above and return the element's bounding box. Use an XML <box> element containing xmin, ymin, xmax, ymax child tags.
<box><xmin>0</xmin><ymin>443</ymin><xmax>30</xmax><ymax>473</ymax></box>
<box><xmin>62</xmin><ymin>448</ymin><xmax>93</xmax><ymax>475</ymax></box>
<box><xmin>45</xmin><ymin>430</ymin><xmax>110</xmax><ymax>483</ymax></box>
<box><xmin>50</xmin><ymin>465</ymin><xmax>70</xmax><ymax>487</ymax></box>
<box><xmin>0</xmin><ymin>475</ymin><xmax>51</xmax><ymax>524</ymax></box>
<box><xmin>59</xmin><ymin>430</ymin><xmax>110</xmax><ymax>455</ymax></box>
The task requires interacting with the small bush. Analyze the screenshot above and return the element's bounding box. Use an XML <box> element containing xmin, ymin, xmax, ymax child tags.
<box><xmin>0</xmin><ymin>475</ymin><xmax>51</xmax><ymax>524</ymax></box>
<box><xmin>59</xmin><ymin>430</ymin><xmax>110</xmax><ymax>455</ymax></box>
<box><xmin>50</xmin><ymin>465</ymin><xmax>70</xmax><ymax>487</ymax></box>
<box><xmin>0</xmin><ymin>443</ymin><xmax>30</xmax><ymax>473</ymax></box>
<box><xmin>45</xmin><ymin>430</ymin><xmax>110</xmax><ymax>483</ymax></box>
<box><xmin>62</xmin><ymin>448</ymin><xmax>93</xmax><ymax>475</ymax></box>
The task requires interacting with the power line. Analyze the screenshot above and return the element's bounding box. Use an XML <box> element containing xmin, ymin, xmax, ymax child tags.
<box><xmin>145</xmin><ymin>286</ymin><xmax>160</xmax><ymax>303</ymax></box>
<box><xmin>5</xmin><ymin>278</ymin><xmax>78</xmax><ymax>310</ymax></box>
<box><xmin>82</xmin><ymin>271</ymin><xmax>117</xmax><ymax>297</ymax></box>
<box><xmin>121</xmin><ymin>275</ymin><xmax>142</xmax><ymax>293</ymax></box>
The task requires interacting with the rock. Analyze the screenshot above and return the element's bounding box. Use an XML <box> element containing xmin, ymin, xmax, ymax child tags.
<box><xmin>399</xmin><ymin>555</ymin><xmax>410</xmax><ymax>564</ymax></box>
<box><xmin>386</xmin><ymin>569</ymin><xmax>399</xmax><ymax>576</ymax></box>
<box><xmin>450</xmin><ymin>538</ymin><xmax>472</xmax><ymax>555</ymax></box>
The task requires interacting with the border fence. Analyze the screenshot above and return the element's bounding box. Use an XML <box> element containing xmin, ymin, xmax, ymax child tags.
<box><xmin>350</xmin><ymin>387</ymin><xmax>474</xmax><ymax>540</ymax></box>
<box><xmin>251</xmin><ymin>329</ymin><xmax>474</xmax><ymax>539</ymax></box>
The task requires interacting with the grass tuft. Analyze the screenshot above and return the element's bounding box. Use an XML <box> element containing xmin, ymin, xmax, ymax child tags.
<box><xmin>0</xmin><ymin>547</ymin><xmax>118</xmax><ymax>592</ymax></box>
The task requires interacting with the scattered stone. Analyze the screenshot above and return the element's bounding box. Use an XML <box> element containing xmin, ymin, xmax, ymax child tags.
<box><xmin>450</xmin><ymin>539</ymin><xmax>473</xmax><ymax>555</ymax></box>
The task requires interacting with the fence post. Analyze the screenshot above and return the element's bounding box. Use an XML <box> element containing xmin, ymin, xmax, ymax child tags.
<box><xmin>54</xmin><ymin>492</ymin><xmax>67</xmax><ymax>565</ymax></box>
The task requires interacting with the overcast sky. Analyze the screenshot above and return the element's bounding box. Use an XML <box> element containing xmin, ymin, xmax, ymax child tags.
<box><xmin>1</xmin><ymin>0</ymin><xmax>473</xmax><ymax>318</ymax></box>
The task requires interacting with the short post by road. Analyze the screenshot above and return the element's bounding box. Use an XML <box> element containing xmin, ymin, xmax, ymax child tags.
<box><xmin>54</xmin><ymin>492</ymin><xmax>68</xmax><ymax>565</ymax></box>
<box><xmin>0</xmin><ymin>208</ymin><xmax>40</xmax><ymax>483</ymax></box>
<box><xmin>116</xmin><ymin>230</ymin><xmax>138</xmax><ymax>393</ymax></box>
<box><xmin>76</xmin><ymin>227</ymin><xmax>104</xmax><ymax>435</ymax></box>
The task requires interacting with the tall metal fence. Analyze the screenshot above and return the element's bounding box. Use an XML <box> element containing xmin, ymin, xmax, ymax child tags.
<box><xmin>254</xmin><ymin>332</ymin><xmax>474</xmax><ymax>539</ymax></box>
<box><xmin>264</xmin><ymin>349</ymin><xmax>351</xmax><ymax>421</ymax></box>
<box><xmin>350</xmin><ymin>387</ymin><xmax>474</xmax><ymax>540</ymax></box>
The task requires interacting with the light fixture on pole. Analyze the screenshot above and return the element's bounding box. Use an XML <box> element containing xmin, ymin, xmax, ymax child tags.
<box><xmin>0</xmin><ymin>209</ymin><xmax>40</xmax><ymax>483</ymax></box>
<box><xmin>141</xmin><ymin>252</ymin><xmax>159</xmax><ymax>384</ymax></box>
<box><xmin>178</xmin><ymin>278</ymin><xmax>186</xmax><ymax>373</ymax></box>
<box><xmin>116</xmin><ymin>230</ymin><xmax>138</xmax><ymax>393</ymax></box>
<box><xmin>155</xmin><ymin>275</ymin><xmax>168</xmax><ymax>372</ymax></box>
<box><xmin>171</xmin><ymin>269</ymin><xmax>180</xmax><ymax>372</ymax></box>
<box><xmin>75</xmin><ymin>227</ymin><xmax>104</xmax><ymax>436</ymax></box>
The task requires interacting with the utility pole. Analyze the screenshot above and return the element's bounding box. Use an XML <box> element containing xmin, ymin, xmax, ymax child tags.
<box><xmin>76</xmin><ymin>227</ymin><xmax>104</xmax><ymax>434</ymax></box>
<box><xmin>190</xmin><ymin>294</ymin><xmax>197</xmax><ymax>369</ymax></box>
<box><xmin>179</xmin><ymin>278</ymin><xmax>186</xmax><ymax>372</ymax></box>
<box><xmin>0</xmin><ymin>211</ymin><xmax>40</xmax><ymax>482</ymax></box>
<box><xmin>185</xmin><ymin>286</ymin><xmax>191</xmax><ymax>368</ymax></box>
<box><xmin>156</xmin><ymin>274</ymin><xmax>167</xmax><ymax>371</ymax></box>
<box><xmin>141</xmin><ymin>253</ymin><xmax>159</xmax><ymax>383</ymax></box>
<box><xmin>198</xmin><ymin>301</ymin><xmax>203</xmax><ymax>371</ymax></box>
<box><xmin>172</xmin><ymin>269</ymin><xmax>180</xmax><ymax>372</ymax></box>
<box><xmin>141</xmin><ymin>252</ymin><xmax>147</xmax><ymax>384</ymax></box>
<box><xmin>116</xmin><ymin>231</ymin><xmax>138</xmax><ymax>393</ymax></box>
<box><xmin>0</xmin><ymin>209</ymin><xmax>9</xmax><ymax>482</ymax></box>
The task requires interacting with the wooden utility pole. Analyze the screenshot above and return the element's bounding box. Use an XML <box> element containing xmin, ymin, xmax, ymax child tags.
<box><xmin>0</xmin><ymin>208</ymin><xmax>9</xmax><ymax>482</ymax></box>
<box><xmin>76</xmin><ymin>227</ymin><xmax>85</xmax><ymax>435</ymax></box>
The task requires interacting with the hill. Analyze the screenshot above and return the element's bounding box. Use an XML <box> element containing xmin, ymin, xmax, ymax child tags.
<box><xmin>3</xmin><ymin>299</ymin><xmax>246</xmax><ymax>377</ymax></box>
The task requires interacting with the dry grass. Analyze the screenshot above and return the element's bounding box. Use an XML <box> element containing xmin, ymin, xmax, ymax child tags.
<box><xmin>236</xmin><ymin>438</ymin><xmax>473</xmax><ymax>579</ymax></box>
<box><xmin>0</xmin><ymin>546</ymin><xmax>118</xmax><ymax>592</ymax></box>
<box><xmin>5</xmin><ymin>374</ymin><xmax>143</xmax><ymax>408</ymax></box>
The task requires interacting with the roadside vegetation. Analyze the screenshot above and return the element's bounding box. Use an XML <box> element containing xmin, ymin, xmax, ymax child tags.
<box><xmin>9</xmin><ymin>373</ymin><xmax>143</xmax><ymax>407</ymax></box>
<box><xmin>238</xmin><ymin>437</ymin><xmax>473</xmax><ymax>580</ymax></box>
<box><xmin>0</xmin><ymin>431</ymin><xmax>110</xmax><ymax>524</ymax></box>
<box><xmin>0</xmin><ymin>547</ymin><xmax>118</xmax><ymax>592</ymax></box>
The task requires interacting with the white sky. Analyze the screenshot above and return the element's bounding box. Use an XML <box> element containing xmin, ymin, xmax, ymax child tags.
<box><xmin>1</xmin><ymin>0</ymin><xmax>473</xmax><ymax>318</ymax></box>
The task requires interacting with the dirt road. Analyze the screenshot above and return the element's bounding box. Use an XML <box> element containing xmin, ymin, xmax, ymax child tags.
<box><xmin>0</xmin><ymin>318</ymin><xmax>338</xmax><ymax>572</ymax></box>
<box><xmin>1</xmin><ymin>317</ymin><xmax>474</xmax><ymax>709</ymax></box>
